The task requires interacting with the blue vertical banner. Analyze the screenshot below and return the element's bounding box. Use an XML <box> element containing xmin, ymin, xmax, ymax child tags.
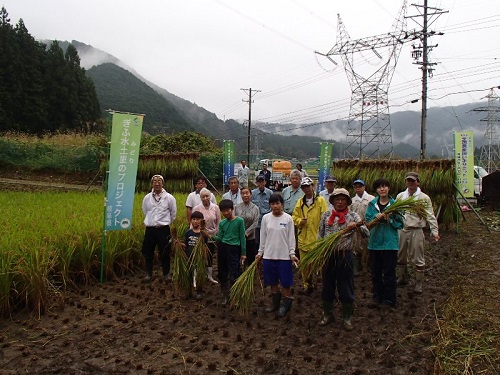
<box><xmin>317</xmin><ymin>143</ymin><xmax>333</xmax><ymax>193</ymax></box>
<box><xmin>106</xmin><ymin>112</ymin><xmax>143</xmax><ymax>231</ymax></box>
<box><xmin>223</xmin><ymin>140</ymin><xmax>235</xmax><ymax>186</ymax></box>
<box><xmin>454</xmin><ymin>131</ymin><xmax>474</xmax><ymax>197</ymax></box>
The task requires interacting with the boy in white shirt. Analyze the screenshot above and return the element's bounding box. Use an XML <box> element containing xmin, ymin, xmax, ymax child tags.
<box><xmin>256</xmin><ymin>194</ymin><xmax>299</xmax><ymax>318</ymax></box>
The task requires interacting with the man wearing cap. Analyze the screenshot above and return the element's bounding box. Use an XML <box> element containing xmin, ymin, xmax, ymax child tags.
<box><xmin>141</xmin><ymin>175</ymin><xmax>177</xmax><ymax>282</ymax></box>
<box><xmin>292</xmin><ymin>176</ymin><xmax>328</xmax><ymax>294</ymax></box>
<box><xmin>318</xmin><ymin>188</ymin><xmax>369</xmax><ymax>330</ymax></box>
<box><xmin>319</xmin><ymin>175</ymin><xmax>337</xmax><ymax>210</ymax></box>
<box><xmin>351</xmin><ymin>179</ymin><xmax>376</xmax><ymax>275</ymax></box>
<box><xmin>251</xmin><ymin>174</ymin><xmax>273</xmax><ymax>247</ymax></box>
<box><xmin>259</xmin><ymin>164</ymin><xmax>272</xmax><ymax>189</ymax></box>
<box><xmin>396</xmin><ymin>172</ymin><xmax>440</xmax><ymax>294</ymax></box>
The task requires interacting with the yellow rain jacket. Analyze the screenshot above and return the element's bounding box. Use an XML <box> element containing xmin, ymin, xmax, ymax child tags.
<box><xmin>292</xmin><ymin>193</ymin><xmax>328</xmax><ymax>250</ymax></box>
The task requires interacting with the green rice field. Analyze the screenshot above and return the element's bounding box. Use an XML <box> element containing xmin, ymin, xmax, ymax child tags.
<box><xmin>0</xmin><ymin>191</ymin><xmax>188</xmax><ymax>317</ymax></box>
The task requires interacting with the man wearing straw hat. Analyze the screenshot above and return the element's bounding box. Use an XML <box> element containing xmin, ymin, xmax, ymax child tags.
<box><xmin>318</xmin><ymin>188</ymin><xmax>369</xmax><ymax>330</ymax></box>
<box><xmin>141</xmin><ymin>174</ymin><xmax>177</xmax><ymax>283</ymax></box>
<box><xmin>396</xmin><ymin>172</ymin><xmax>440</xmax><ymax>294</ymax></box>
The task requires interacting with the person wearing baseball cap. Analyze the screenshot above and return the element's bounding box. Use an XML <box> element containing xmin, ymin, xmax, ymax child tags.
<box><xmin>319</xmin><ymin>175</ymin><xmax>337</xmax><ymax>210</ymax></box>
<box><xmin>292</xmin><ymin>176</ymin><xmax>328</xmax><ymax>294</ymax></box>
<box><xmin>350</xmin><ymin>179</ymin><xmax>375</xmax><ymax>275</ymax></box>
<box><xmin>317</xmin><ymin>188</ymin><xmax>369</xmax><ymax>330</ymax></box>
<box><xmin>396</xmin><ymin>171</ymin><xmax>440</xmax><ymax>294</ymax></box>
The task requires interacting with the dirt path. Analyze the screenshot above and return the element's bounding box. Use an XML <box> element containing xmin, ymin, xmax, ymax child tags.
<box><xmin>0</xmin><ymin>212</ymin><xmax>498</xmax><ymax>374</ymax></box>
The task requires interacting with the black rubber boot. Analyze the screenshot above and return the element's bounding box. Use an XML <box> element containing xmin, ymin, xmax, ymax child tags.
<box><xmin>277</xmin><ymin>296</ymin><xmax>294</xmax><ymax>318</ymax></box>
<box><xmin>221</xmin><ymin>282</ymin><xmax>230</xmax><ymax>306</ymax></box>
<box><xmin>265</xmin><ymin>292</ymin><xmax>282</xmax><ymax>313</ymax></box>
<box><xmin>319</xmin><ymin>301</ymin><xmax>334</xmax><ymax>326</ymax></box>
<box><xmin>342</xmin><ymin>303</ymin><xmax>354</xmax><ymax>331</ymax></box>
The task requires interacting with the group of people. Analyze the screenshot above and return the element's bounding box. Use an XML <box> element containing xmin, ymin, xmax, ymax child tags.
<box><xmin>140</xmin><ymin>168</ymin><xmax>439</xmax><ymax>329</ymax></box>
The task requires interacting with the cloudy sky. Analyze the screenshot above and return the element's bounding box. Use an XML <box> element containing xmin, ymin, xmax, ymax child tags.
<box><xmin>4</xmin><ymin>0</ymin><xmax>500</xmax><ymax>126</ymax></box>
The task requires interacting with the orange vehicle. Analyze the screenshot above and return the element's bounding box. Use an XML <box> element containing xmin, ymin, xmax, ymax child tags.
<box><xmin>256</xmin><ymin>159</ymin><xmax>292</xmax><ymax>190</ymax></box>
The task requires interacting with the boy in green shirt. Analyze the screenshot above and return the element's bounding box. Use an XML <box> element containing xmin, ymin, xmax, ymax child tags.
<box><xmin>211</xmin><ymin>199</ymin><xmax>247</xmax><ymax>305</ymax></box>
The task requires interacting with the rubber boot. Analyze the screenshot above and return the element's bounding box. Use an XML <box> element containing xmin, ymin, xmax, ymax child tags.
<box><xmin>319</xmin><ymin>301</ymin><xmax>334</xmax><ymax>326</ymax></box>
<box><xmin>414</xmin><ymin>271</ymin><xmax>424</xmax><ymax>294</ymax></box>
<box><xmin>342</xmin><ymin>303</ymin><xmax>354</xmax><ymax>331</ymax></box>
<box><xmin>207</xmin><ymin>267</ymin><xmax>219</xmax><ymax>284</ymax></box>
<box><xmin>277</xmin><ymin>296</ymin><xmax>294</xmax><ymax>318</ymax></box>
<box><xmin>265</xmin><ymin>292</ymin><xmax>282</xmax><ymax>313</ymax></box>
<box><xmin>221</xmin><ymin>282</ymin><xmax>230</xmax><ymax>306</ymax></box>
<box><xmin>397</xmin><ymin>265</ymin><xmax>408</xmax><ymax>286</ymax></box>
<box><xmin>193</xmin><ymin>270</ymin><xmax>197</xmax><ymax>288</ymax></box>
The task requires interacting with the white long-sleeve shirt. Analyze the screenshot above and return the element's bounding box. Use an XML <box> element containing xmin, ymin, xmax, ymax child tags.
<box><xmin>258</xmin><ymin>212</ymin><xmax>296</xmax><ymax>260</ymax></box>
<box><xmin>142</xmin><ymin>189</ymin><xmax>177</xmax><ymax>227</ymax></box>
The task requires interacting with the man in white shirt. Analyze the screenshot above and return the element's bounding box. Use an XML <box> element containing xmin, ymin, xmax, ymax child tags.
<box><xmin>319</xmin><ymin>175</ymin><xmax>337</xmax><ymax>210</ymax></box>
<box><xmin>237</xmin><ymin>160</ymin><xmax>250</xmax><ymax>188</ymax></box>
<box><xmin>350</xmin><ymin>179</ymin><xmax>375</xmax><ymax>275</ymax></box>
<box><xmin>141</xmin><ymin>174</ymin><xmax>177</xmax><ymax>282</ymax></box>
<box><xmin>222</xmin><ymin>176</ymin><xmax>242</xmax><ymax>205</ymax></box>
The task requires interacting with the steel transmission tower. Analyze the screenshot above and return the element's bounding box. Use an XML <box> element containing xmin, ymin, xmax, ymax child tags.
<box><xmin>319</xmin><ymin>2</ymin><xmax>408</xmax><ymax>159</ymax></box>
<box><xmin>472</xmin><ymin>88</ymin><xmax>500</xmax><ymax>173</ymax></box>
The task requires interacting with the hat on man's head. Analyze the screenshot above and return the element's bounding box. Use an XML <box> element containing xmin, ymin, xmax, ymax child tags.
<box><xmin>405</xmin><ymin>171</ymin><xmax>419</xmax><ymax>181</ymax></box>
<box><xmin>325</xmin><ymin>175</ymin><xmax>337</xmax><ymax>182</ymax></box>
<box><xmin>329</xmin><ymin>188</ymin><xmax>352</xmax><ymax>205</ymax></box>
<box><xmin>256</xmin><ymin>175</ymin><xmax>266</xmax><ymax>182</ymax></box>
<box><xmin>300</xmin><ymin>177</ymin><xmax>314</xmax><ymax>186</ymax></box>
<box><xmin>353</xmin><ymin>179</ymin><xmax>365</xmax><ymax>186</ymax></box>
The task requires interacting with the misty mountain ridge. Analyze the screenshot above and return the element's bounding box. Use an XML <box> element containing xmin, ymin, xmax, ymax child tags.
<box><xmin>67</xmin><ymin>40</ymin><xmax>487</xmax><ymax>158</ymax></box>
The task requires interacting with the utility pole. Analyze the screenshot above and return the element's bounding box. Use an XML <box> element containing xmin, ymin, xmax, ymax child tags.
<box><xmin>241</xmin><ymin>88</ymin><xmax>261</xmax><ymax>163</ymax></box>
<box><xmin>407</xmin><ymin>0</ymin><xmax>447</xmax><ymax>160</ymax></box>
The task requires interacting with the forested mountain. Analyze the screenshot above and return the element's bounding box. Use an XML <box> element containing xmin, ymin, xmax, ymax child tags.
<box><xmin>0</xmin><ymin>8</ymin><xmax>100</xmax><ymax>134</ymax></box>
<box><xmin>86</xmin><ymin>63</ymin><xmax>193</xmax><ymax>135</ymax></box>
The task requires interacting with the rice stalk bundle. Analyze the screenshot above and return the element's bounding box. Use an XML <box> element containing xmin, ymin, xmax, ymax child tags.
<box><xmin>187</xmin><ymin>226</ymin><xmax>209</xmax><ymax>288</ymax></box>
<box><xmin>171</xmin><ymin>244</ymin><xmax>191</xmax><ymax>295</ymax></box>
<box><xmin>300</xmin><ymin>197</ymin><xmax>428</xmax><ymax>278</ymax></box>
<box><xmin>170</xmin><ymin>227</ymin><xmax>191</xmax><ymax>296</ymax></box>
<box><xmin>230</xmin><ymin>259</ymin><xmax>262</xmax><ymax>316</ymax></box>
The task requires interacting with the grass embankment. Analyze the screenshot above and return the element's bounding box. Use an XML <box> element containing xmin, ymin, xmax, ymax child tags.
<box><xmin>431</xmin><ymin>214</ymin><xmax>500</xmax><ymax>374</ymax></box>
<box><xmin>0</xmin><ymin>191</ymin><xmax>188</xmax><ymax>318</ymax></box>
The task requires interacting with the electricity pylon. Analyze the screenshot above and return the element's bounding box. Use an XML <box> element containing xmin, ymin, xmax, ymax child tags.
<box><xmin>318</xmin><ymin>1</ymin><xmax>408</xmax><ymax>159</ymax></box>
<box><xmin>472</xmin><ymin>88</ymin><xmax>500</xmax><ymax>173</ymax></box>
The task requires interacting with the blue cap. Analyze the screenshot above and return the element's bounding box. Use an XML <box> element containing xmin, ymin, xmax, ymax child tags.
<box><xmin>325</xmin><ymin>175</ymin><xmax>337</xmax><ymax>182</ymax></box>
<box><xmin>353</xmin><ymin>179</ymin><xmax>365</xmax><ymax>186</ymax></box>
